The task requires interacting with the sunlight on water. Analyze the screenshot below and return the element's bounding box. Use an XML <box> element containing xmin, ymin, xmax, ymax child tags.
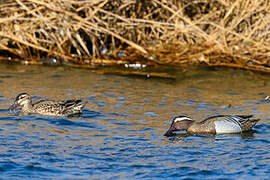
<box><xmin>0</xmin><ymin>63</ymin><xmax>269</xmax><ymax>179</ymax></box>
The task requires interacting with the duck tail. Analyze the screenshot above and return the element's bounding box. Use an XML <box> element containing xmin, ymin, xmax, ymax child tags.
<box><xmin>74</xmin><ymin>100</ymin><xmax>86</xmax><ymax>111</ymax></box>
<box><xmin>242</xmin><ymin>118</ymin><xmax>260</xmax><ymax>131</ymax></box>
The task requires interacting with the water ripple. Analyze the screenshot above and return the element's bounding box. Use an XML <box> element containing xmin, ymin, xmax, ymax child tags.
<box><xmin>0</xmin><ymin>65</ymin><xmax>269</xmax><ymax>179</ymax></box>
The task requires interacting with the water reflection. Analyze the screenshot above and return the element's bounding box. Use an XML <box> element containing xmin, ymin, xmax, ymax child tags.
<box><xmin>0</xmin><ymin>63</ymin><xmax>269</xmax><ymax>179</ymax></box>
<box><xmin>166</xmin><ymin>131</ymin><xmax>257</xmax><ymax>144</ymax></box>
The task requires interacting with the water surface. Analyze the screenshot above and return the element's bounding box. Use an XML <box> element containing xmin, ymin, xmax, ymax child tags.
<box><xmin>0</xmin><ymin>64</ymin><xmax>269</xmax><ymax>179</ymax></box>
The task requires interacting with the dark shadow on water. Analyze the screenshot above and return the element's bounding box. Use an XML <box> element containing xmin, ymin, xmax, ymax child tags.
<box><xmin>240</xmin><ymin>131</ymin><xmax>256</xmax><ymax>139</ymax></box>
<box><xmin>165</xmin><ymin>130</ymin><xmax>257</xmax><ymax>143</ymax></box>
<box><xmin>166</xmin><ymin>133</ymin><xmax>190</xmax><ymax>143</ymax></box>
<box><xmin>5</xmin><ymin>109</ymin><xmax>104</xmax><ymax>130</ymax></box>
<box><xmin>7</xmin><ymin>108</ymin><xmax>102</xmax><ymax>119</ymax></box>
<box><xmin>0</xmin><ymin>161</ymin><xmax>19</xmax><ymax>172</ymax></box>
<box><xmin>0</xmin><ymin>75</ymin><xmax>14</xmax><ymax>79</ymax></box>
<box><xmin>79</xmin><ymin>109</ymin><xmax>103</xmax><ymax>119</ymax></box>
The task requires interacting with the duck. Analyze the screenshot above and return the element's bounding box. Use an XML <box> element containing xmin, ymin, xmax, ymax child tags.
<box><xmin>9</xmin><ymin>93</ymin><xmax>86</xmax><ymax>116</ymax></box>
<box><xmin>164</xmin><ymin>115</ymin><xmax>260</xmax><ymax>136</ymax></box>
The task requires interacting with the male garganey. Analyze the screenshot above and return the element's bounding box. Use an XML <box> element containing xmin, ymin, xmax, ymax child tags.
<box><xmin>164</xmin><ymin>115</ymin><xmax>260</xmax><ymax>136</ymax></box>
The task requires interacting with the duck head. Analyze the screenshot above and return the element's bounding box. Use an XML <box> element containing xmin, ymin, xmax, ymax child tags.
<box><xmin>9</xmin><ymin>93</ymin><xmax>31</xmax><ymax>111</ymax></box>
<box><xmin>164</xmin><ymin>116</ymin><xmax>194</xmax><ymax>136</ymax></box>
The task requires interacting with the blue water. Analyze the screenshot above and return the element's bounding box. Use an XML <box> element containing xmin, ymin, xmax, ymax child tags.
<box><xmin>0</xmin><ymin>64</ymin><xmax>269</xmax><ymax>179</ymax></box>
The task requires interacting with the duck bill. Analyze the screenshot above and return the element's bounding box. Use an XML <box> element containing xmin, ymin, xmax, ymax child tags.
<box><xmin>164</xmin><ymin>126</ymin><xmax>176</xmax><ymax>137</ymax></box>
<box><xmin>8</xmin><ymin>102</ymin><xmax>19</xmax><ymax>111</ymax></box>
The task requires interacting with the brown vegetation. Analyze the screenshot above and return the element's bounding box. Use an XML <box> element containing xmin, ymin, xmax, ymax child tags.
<box><xmin>0</xmin><ymin>0</ymin><xmax>270</xmax><ymax>72</ymax></box>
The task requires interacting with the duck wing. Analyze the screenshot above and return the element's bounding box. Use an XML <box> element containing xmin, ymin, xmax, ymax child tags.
<box><xmin>60</xmin><ymin>100</ymin><xmax>86</xmax><ymax>115</ymax></box>
<box><xmin>31</xmin><ymin>99</ymin><xmax>86</xmax><ymax>116</ymax></box>
<box><xmin>202</xmin><ymin>115</ymin><xmax>253</xmax><ymax>123</ymax></box>
<box><xmin>203</xmin><ymin>115</ymin><xmax>259</xmax><ymax>134</ymax></box>
<box><xmin>59</xmin><ymin>100</ymin><xmax>85</xmax><ymax>109</ymax></box>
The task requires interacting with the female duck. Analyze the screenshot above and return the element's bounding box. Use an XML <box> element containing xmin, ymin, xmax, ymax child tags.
<box><xmin>9</xmin><ymin>93</ymin><xmax>86</xmax><ymax>116</ymax></box>
<box><xmin>164</xmin><ymin>115</ymin><xmax>260</xmax><ymax>136</ymax></box>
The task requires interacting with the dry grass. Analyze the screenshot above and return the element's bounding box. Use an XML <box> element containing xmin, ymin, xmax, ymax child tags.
<box><xmin>0</xmin><ymin>0</ymin><xmax>270</xmax><ymax>72</ymax></box>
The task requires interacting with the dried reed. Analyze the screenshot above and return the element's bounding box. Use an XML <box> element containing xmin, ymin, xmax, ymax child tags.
<box><xmin>0</xmin><ymin>0</ymin><xmax>270</xmax><ymax>72</ymax></box>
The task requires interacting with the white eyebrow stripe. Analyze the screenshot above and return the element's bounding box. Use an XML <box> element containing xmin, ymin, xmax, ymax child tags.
<box><xmin>174</xmin><ymin>117</ymin><xmax>192</xmax><ymax>122</ymax></box>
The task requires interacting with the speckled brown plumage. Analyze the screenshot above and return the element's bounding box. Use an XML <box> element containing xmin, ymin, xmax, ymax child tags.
<box><xmin>9</xmin><ymin>93</ymin><xmax>86</xmax><ymax>116</ymax></box>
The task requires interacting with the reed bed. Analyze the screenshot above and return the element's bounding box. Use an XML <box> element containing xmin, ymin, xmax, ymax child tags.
<box><xmin>0</xmin><ymin>0</ymin><xmax>270</xmax><ymax>72</ymax></box>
